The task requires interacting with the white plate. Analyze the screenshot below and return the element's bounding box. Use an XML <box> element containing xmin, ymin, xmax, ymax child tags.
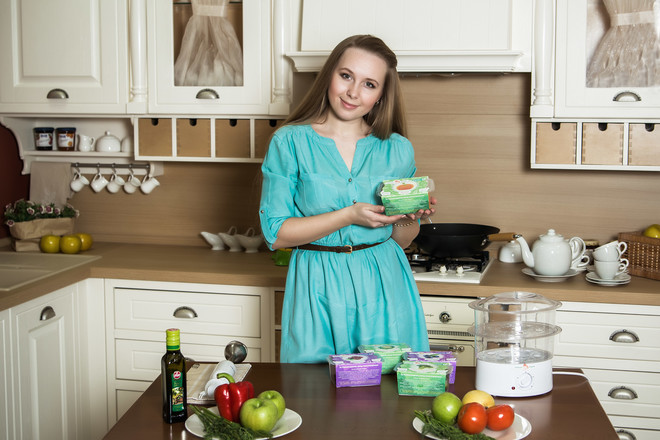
<box><xmin>586</xmin><ymin>271</ymin><xmax>631</xmax><ymax>286</ymax></box>
<box><xmin>413</xmin><ymin>413</ymin><xmax>532</xmax><ymax>440</ymax></box>
<box><xmin>522</xmin><ymin>267</ymin><xmax>580</xmax><ymax>282</ymax></box>
<box><xmin>185</xmin><ymin>407</ymin><xmax>302</xmax><ymax>439</ymax></box>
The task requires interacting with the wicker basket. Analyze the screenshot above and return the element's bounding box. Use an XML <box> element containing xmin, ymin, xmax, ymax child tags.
<box><xmin>618</xmin><ymin>231</ymin><xmax>660</xmax><ymax>280</ymax></box>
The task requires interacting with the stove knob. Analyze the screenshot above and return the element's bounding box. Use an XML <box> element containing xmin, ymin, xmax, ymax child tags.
<box><xmin>456</xmin><ymin>266</ymin><xmax>465</xmax><ymax>276</ymax></box>
<box><xmin>439</xmin><ymin>265</ymin><xmax>448</xmax><ymax>275</ymax></box>
<box><xmin>439</xmin><ymin>312</ymin><xmax>452</xmax><ymax>323</ymax></box>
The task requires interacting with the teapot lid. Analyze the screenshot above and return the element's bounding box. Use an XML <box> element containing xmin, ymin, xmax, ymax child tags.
<box><xmin>540</xmin><ymin>229</ymin><xmax>564</xmax><ymax>241</ymax></box>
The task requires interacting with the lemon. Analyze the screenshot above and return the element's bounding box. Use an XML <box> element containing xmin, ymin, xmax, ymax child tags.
<box><xmin>643</xmin><ymin>224</ymin><xmax>660</xmax><ymax>239</ymax></box>
<box><xmin>75</xmin><ymin>233</ymin><xmax>93</xmax><ymax>251</ymax></box>
<box><xmin>462</xmin><ymin>389</ymin><xmax>495</xmax><ymax>408</ymax></box>
<box><xmin>60</xmin><ymin>235</ymin><xmax>82</xmax><ymax>254</ymax></box>
<box><xmin>40</xmin><ymin>235</ymin><xmax>61</xmax><ymax>253</ymax></box>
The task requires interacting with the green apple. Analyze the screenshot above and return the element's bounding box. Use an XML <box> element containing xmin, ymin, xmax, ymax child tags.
<box><xmin>643</xmin><ymin>224</ymin><xmax>660</xmax><ymax>238</ymax></box>
<box><xmin>431</xmin><ymin>391</ymin><xmax>463</xmax><ymax>424</ymax></box>
<box><xmin>257</xmin><ymin>390</ymin><xmax>286</xmax><ymax>420</ymax></box>
<box><xmin>239</xmin><ymin>397</ymin><xmax>279</xmax><ymax>432</ymax></box>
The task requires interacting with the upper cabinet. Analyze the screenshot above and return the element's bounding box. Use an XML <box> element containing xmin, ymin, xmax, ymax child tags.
<box><xmin>144</xmin><ymin>0</ymin><xmax>289</xmax><ymax>116</ymax></box>
<box><xmin>0</xmin><ymin>0</ymin><xmax>129</xmax><ymax>114</ymax></box>
<box><xmin>286</xmin><ymin>0</ymin><xmax>533</xmax><ymax>73</ymax></box>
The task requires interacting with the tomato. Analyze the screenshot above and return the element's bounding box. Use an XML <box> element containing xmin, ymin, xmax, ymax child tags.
<box><xmin>457</xmin><ymin>402</ymin><xmax>487</xmax><ymax>434</ymax></box>
<box><xmin>486</xmin><ymin>404</ymin><xmax>515</xmax><ymax>431</ymax></box>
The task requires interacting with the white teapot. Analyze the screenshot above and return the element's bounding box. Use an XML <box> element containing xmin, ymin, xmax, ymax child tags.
<box><xmin>516</xmin><ymin>229</ymin><xmax>586</xmax><ymax>276</ymax></box>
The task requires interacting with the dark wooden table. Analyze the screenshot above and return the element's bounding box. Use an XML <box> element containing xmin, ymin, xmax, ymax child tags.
<box><xmin>103</xmin><ymin>363</ymin><xmax>618</xmax><ymax>440</ymax></box>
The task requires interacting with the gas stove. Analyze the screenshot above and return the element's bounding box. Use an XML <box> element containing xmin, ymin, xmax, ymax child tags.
<box><xmin>408</xmin><ymin>251</ymin><xmax>492</xmax><ymax>284</ymax></box>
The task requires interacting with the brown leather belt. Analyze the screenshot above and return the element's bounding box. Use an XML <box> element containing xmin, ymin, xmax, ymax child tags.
<box><xmin>296</xmin><ymin>241</ymin><xmax>384</xmax><ymax>254</ymax></box>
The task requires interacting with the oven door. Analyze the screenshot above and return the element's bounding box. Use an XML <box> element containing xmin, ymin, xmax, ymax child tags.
<box><xmin>428</xmin><ymin>335</ymin><xmax>475</xmax><ymax>367</ymax></box>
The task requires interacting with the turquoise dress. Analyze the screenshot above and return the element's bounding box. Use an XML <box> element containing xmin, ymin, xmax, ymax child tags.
<box><xmin>259</xmin><ymin>124</ymin><xmax>429</xmax><ymax>363</ymax></box>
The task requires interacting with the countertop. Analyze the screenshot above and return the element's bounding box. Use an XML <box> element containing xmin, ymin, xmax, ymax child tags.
<box><xmin>102</xmin><ymin>362</ymin><xmax>618</xmax><ymax>440</ymax></box>
<box><xmin>2</xmin><ymin>241</ymin><xmax>660</xmax><ymax>311</ymax></box>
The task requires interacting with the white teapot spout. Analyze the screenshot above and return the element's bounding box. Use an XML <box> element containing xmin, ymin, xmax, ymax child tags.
<box><xmin>516</xmin><ymin>235</ymin><xmax>535</xmax><ymax>268</ymax></box>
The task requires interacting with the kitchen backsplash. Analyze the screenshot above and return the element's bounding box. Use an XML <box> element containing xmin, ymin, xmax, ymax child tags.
<box><xmin>4</xmin><ymin>74</ymin><xmax>660</xmax><ymax>247</ymax></box>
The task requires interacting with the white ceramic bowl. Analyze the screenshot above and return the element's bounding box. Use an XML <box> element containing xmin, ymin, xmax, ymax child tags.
<box><xmin>218</xmin><ymin>226</ymin><xmax>243</xmax><ymax>252</ymax></box>
<box><xmin>236</xmin><ymin>228</ymin><xmax>263</xmax><ymax>253</ymax></box>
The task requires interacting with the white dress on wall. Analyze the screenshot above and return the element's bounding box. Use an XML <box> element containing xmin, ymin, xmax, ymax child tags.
<box><xmin>173</xmin><ymin>0</ymin><xmax>244</xmax><ymax>87</ymax></box>
<box><xmin>587</xmin><ymin>0</ymin><xmax>660</xmax><ymax>87</ymax></box>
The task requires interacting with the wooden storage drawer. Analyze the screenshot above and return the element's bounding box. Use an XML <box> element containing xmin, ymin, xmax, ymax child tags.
<box><xmin>177</xmin><ymin>118</ymin><xmax>211</xmax><ymax>157</ymax></box>
<box><xmin>583</xmin><ymin>368</ymin><xmax>660</xmax><ymax>419</ymax></box>
<box><xmin>535</xmin><ymin>122</ymin><xmax>577</xmax><ymax>164</ymax></box>
<box><xmin>137</xmin><ymin>118</ymin><xmax>173</xmax><ymax>156</ymax></box>
<box><xmin>629</xmin><ymin>123</ymin><xmax>660</xmax><ymax>166</ymax></box>
<box><xmin>254</xmin><ymin>119</ymin><xmax>283</xmax><ymax>158</ymax></box>
<box><xmin>113</xmin><ymin>288</ymin><xmax>261</xmax><ymax>337</ymax></box>
<box><xmin>581</xmin><ymin>122</ymin><xmax>623</xmax><ymax>165</ymax></box>
<box><xmin>115</xmin><ymin>339</ymin><xmax>262</xmax><ymax>381</ymax></box>
<box><xmin>215</xmin><ymin>119</ymin><xmax>250</xmax><ymax>157</ymax></box>
<box><xmin>554</xmin><ymin>310</ymin><xmax>660</xmax><ymax>362</ymax></box>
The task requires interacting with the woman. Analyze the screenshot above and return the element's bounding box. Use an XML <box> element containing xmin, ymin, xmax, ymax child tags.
<box><xmin>260</xmin><ymin>35</ymin><xmax>434</xmax><ymax>363</ymax></box>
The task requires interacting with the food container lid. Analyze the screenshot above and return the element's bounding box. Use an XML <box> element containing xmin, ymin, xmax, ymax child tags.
<box><xmin>56</xmin><ymin>127</ymin><xmax>76</xmax><ymax>131</ymax></box>
<box><xmin>469</xmin><ymin>291</ymin><xmax>561</xmax><ymax>314</ymax></box>
<box><xmin>34</xmin><ymin>127</ymin><xmax>54</xmax><ymax>132</ymax></box>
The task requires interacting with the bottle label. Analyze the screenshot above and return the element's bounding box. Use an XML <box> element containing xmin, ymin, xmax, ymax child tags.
<box><xmin>171</xmin><ymin>370</ymin><xmax>184</xmax><ymax>411</ymax></box>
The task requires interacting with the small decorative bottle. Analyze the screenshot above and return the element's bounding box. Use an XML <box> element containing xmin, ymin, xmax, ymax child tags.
<box><xmin>162</xmin><ymin>328</ymin><xmax>187</xmax><ymax>423</ymax></box>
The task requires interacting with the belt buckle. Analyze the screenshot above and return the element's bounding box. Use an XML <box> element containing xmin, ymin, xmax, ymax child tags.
<box><xmin>342</xmin><ymin>245</ymin><xmax>353</xmax><ymax>254</ymax></box>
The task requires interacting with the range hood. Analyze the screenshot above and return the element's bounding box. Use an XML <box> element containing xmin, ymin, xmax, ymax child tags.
<box><xmin>286</xmin><ymin>0</ymin><xmax>533</xmax><ymax>74</ymax></box>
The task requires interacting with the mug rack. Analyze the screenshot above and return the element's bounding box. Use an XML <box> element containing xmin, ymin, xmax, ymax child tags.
<box><xmin>70</xmin><ymin>161</ymin><xmax>163</xmax><ymax>177</ymax></box>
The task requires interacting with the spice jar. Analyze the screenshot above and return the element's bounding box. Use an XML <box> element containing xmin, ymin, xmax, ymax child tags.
<box><xmin>33</xmin><ymin>127</ymin><xmax>54</xmax><ymax>150</ymax></box>
<box><xmin>56</xmin><ymin>127</ymin><xmax>76</xmax><ymax>151</ymax></box>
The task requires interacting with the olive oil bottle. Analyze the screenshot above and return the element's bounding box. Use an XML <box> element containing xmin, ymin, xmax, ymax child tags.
<box><xmin>162</xmin><ymin>328</ymin><xmax>187</xmax><ymax>423</ymax></box>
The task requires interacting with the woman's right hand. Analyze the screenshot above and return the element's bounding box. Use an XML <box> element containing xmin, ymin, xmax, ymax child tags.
<box><xmin>348</xmin><ymin>202</ymin><xmax>406</xmax><ymax>229</ymax></box>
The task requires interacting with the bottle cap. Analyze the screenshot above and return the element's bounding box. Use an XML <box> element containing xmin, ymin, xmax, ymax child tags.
<box><xmin>166</xmin><ymin>328</ymin><xmax>180</xmax><ymax>349</ymax></box>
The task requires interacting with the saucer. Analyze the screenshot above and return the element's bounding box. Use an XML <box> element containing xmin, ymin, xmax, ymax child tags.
<box><xmin>586</xmin><ymin>271</ymin><xmax>631</xmax><ymax>286</ymax></box>
<box><xmin>522</xmin><ymin>267</ymin><xmax>580</xmax><ymax>282</ymax></box>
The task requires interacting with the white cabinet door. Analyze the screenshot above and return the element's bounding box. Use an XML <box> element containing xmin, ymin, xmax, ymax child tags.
<box><xmin>147</xmin><ymin>0</ymin><xmax>271</xmax><ymax>114</ymax></box>
<box><xmin>554</xmin><ymin>0</ymin><xmax>660</xmax><ymax>118</ymax></box>
<box><xmin>0</xmin><ymin>308</ymin><xmax>13</xmax><ymax>440</ymax></box>
<box><xmin>12</xmin><ymin>285</ymin><xmax>78</xmax><ymax>440</ymax></box>
<box><xmin>0</xmin><ymin>0</ymin><xmax>128</xmax><ymax>114</ymax></box>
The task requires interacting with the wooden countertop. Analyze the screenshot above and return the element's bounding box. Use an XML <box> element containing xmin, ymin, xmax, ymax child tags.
<box><xmin>102</xmin><ymin>362</ymin><xmax>618</xmax><ymax>440</ymax></box>
<box><xmin>2</xmin><ymin>241</ymin><xmax>660</xmax><ymax>311</ymax></box>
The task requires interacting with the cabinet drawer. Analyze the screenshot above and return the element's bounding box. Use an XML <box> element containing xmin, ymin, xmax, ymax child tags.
<box><xmin>555</xmin><ymin>310</ymin><xmax>660</xmax><ymax>362</ymax></box>
<box><xmin>114</xmin><ymin>288</ymin><xmax>261</xmax><ymax>337</ymax></box>
<box><xmin>115</xmin><ymin>339</ymin><xmax>262</xmax><ymax>381</ymax></box>
<box><xmin>583</xmin><ymin>369</ymin><xmax>660</xmax><ymax>419</ymax></box>
<box><xmin>609</xmin><ymin>415</ymin><xmax>660</xmax><ymax>440</ymax></box>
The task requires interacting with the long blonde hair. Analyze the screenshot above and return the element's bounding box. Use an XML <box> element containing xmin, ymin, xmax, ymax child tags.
<box><xmin>284</xmin><ymin>34</ymin><xmax>407</xmax><ymax>139</ymax></box>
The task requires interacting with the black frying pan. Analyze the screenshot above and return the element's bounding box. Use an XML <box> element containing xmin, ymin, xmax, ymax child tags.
<box><xmin>414</xmin><ymin>223</ymin><xmax>516</xmax><ymax>258</ymax></box>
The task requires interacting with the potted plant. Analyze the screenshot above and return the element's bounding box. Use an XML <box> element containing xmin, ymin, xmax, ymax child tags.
<box><xmin>3</xmin><ymin>199</ymin><xmax>78</xmax><ymax>250</ymax></box>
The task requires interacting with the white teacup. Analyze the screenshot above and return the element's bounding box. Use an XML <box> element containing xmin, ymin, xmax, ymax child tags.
<box><xmin>123</xmin><ymin>173</ymin><xmax>141</xmax><ymax>194</ymax></box>
<box><xmin>70</xmin><ymin>172</ymin><xmax>90</xmax><ymax>192</ymax></box>
<box><xmin>90</xmin><ymin>172</ymin><xmax>109</xmax><ymax>192</ymax></box>
<box><xmin>107</xmin><ymin>172</ymin><xmax>125</xmax><ymax>193</ymax></box>
<box><xmin>140</xmin><ymin>175</ymin><xmax>160</xmax><ymax>194</ymax></box>
<box><xmin>571</xmin><ymin>253</ymin><xmax>590</xmax><ymax>271</ymax></box>
<box><xmin>594</xmin><ymin>258</ymin><xmax>629</xmax><ymax>280</ymax></box>
<box><xmin>593</xmin><ymin>240</ymin><xmax>627</xmax><ymax>262</ymax></box>
<box><xmin>218</xmin><ymin>226</ymin><xmax>243</xmax><ymax>252</ymax></box>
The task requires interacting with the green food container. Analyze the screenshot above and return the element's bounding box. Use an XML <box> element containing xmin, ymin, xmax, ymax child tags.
<box><xmin>378</xmin><ymin>176</ymin><xmax>431</xmax><ymax>215</ymax></box>
<box><xmin>358</xmin><ymin>343</ymin><xmax>411</xmax><ymax>374</ymax></box>
<box><xmin>395</xmin><ymin>361</ymin><xmax>448</xmax><ymax>396</ymax></box>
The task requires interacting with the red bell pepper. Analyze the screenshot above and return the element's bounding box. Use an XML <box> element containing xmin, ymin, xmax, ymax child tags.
<box><xmin>214</xmin><ymin>381</ymin><xmax>255</xmax><ymax>422</ymax></box>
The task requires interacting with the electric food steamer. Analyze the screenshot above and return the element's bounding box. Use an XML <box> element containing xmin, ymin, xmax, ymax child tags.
<box><xmin>468</xmin><ymin>291</ymin><xmax>562</xmax><ymax>397</ymax></box>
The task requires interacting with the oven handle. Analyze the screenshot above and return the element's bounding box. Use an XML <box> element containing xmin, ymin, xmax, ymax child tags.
<box><xmin>430</xmin><ymin>343</ymin><xmax>465</xmax><ymax>353</ymax></box>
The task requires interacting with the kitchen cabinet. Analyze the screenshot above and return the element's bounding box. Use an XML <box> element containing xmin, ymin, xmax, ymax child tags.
<box><xmin>11</xmin><ymin>283</ymin><xmax>78</xmax><ymax>440</ymax></box>
<box><xmin>0</xmin><ymin>0</ymin><xmax>129</xmax><ymax>114</ymax></box>
<box><xmin>145</xmin><ymin>0</ymin><xmax>289</xmax><ymax>116</ymax></box>
<box><xmin>530</xmin><ymin>0</ymin><xmax>660</xmax><ymax>171</ymax></box>
<box><xmin>134</xmin><ymin>116</ymin><xmax>283</xmax><ymax>162</ymax></box>
<box><xmin>0</xmin><ymin>308</ymin><xmax>12</xmax><ymax>440</ymax></box>
<box><xmin>103</xmin><ymin>279</ymin><xmax>274</xmax><ymax>424</ymax></box>
<box><xmin>553</xmin><ymin>301</ymin><xmax>660</xmax><ymax>440</ymax></box>
<box><xmin>286</xmin><ymin>0</ymin><xmax>532</xmax><ymax>73</ymax></box>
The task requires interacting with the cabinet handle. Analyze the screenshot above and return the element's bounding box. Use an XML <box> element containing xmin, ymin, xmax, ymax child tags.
<box><xmin>430</xmin><ymin>344</ymin><xmax>465</xmax><ymax>353</ymax></box>
<box><xmin>609</xmin><ymin>329</ymin><xmax>639</xmax><ymax>343</ymax></box>
<box><xmin>46</xmin><ymin>88</ymin><xmax>69</xmax><ymax>99</ymax></box>
<box><xmin>616</xmin><ymin>429</ymin><xmax>637</xmax><ymax>440</ymax></box>
<box><xmin>173</xmin><ymin>306</ymin><xmax>198</xmax><ymax>319</ymax></box>
<box><xmin>40</xmin><ymin>306</ymin><xmax>56</xmax><ymax>321</ymax></box>
<box><xmin>612</xmin><ymin>91</ymin><xmax>641</xmax><ymax>102</ymax></box>
<box><xmin>195</xmin><ymin>88</ymin><xmax>219</xmax><ymax>99</ymax></box>
<box><xmin>608</xmin><ymin>386</ymin><xmax>638</xmax><ymax>400</ymax></box>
